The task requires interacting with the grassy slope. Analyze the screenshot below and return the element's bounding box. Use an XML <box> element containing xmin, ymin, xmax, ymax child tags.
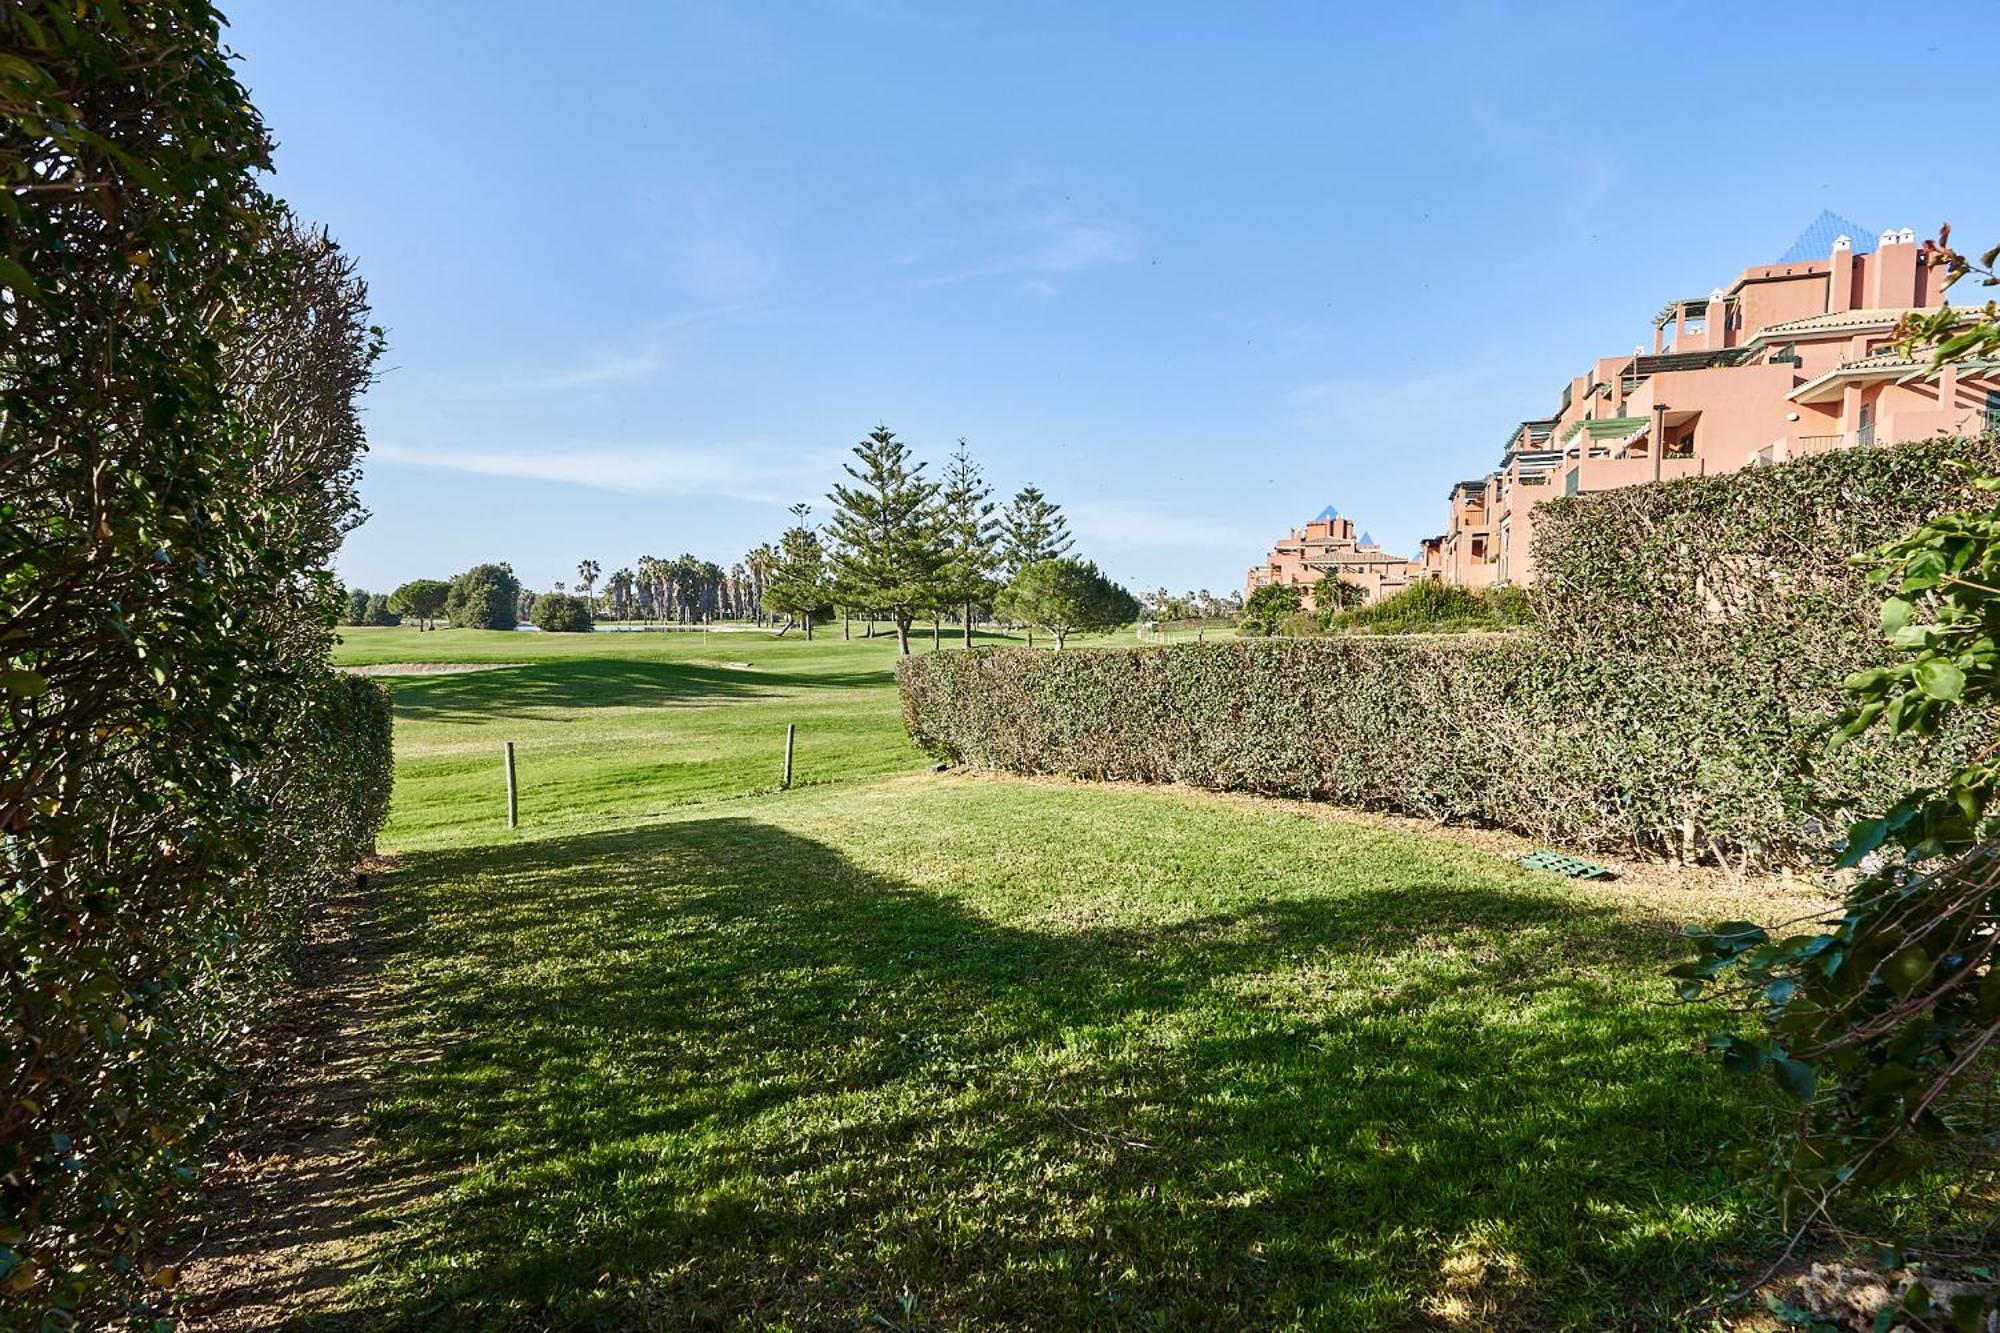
<box><xmin>326</xmin><ymin>626</ymin><xmax>1799</xmax><ymax>1330</ymax></box>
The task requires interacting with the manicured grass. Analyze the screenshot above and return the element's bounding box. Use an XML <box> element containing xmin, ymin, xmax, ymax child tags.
<box><xmin>333</xmin><ymin>626</ymin><xmax>925</xmax><ymax>847</ymax></box>
<box><xmin>323</xmin><ymin>629</ymin><xmax>1808</xmax><ymax>1328</ymax></box>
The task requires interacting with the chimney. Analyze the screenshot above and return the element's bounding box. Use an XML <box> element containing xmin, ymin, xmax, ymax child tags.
<box><xmin>1829</xmin><ymin>234</ymin><xmax>1855</xmax><ymax>314</ymax></box>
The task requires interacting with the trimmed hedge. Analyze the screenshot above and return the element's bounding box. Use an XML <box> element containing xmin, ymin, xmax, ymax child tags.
<box><xmin>2</xmin><ymin>6</ymin><xmax>393</xmax><ymax>1319</ymax></box>
<box><xmin>901</xmin><ymin>437</ymin><xmax>2000</xmax><ymax>865</ymax></box>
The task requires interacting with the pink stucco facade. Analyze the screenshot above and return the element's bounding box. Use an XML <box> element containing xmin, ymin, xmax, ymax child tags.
<box><xmin>1245</xmin><ymin>510</ymin><xmax>1416</xmax><ymax>610</ymax></box>
<box><xmin>1416</xmin><ymin>226</ymin><xmax>2000</xmax><ymax>587</ymax></box>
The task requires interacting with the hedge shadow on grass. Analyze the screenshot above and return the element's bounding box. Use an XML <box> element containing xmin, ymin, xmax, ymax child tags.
<box><xmin>386</xmin><ymin>659</ymin><xmax>891</xmax><ymax>725</ymax></box>
<box><xmin>310</xmin><ymin>816</ymin><xmax>1782</xmax><ymax>1330</ymax></box>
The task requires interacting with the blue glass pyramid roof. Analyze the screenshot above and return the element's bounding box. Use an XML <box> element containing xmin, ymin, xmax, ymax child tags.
<box><xmin>1777</xmin><ymin>210</ymin><xmax>1876</xmax><ymax>264</ymax></box>
<box><xmin>1360</xmin><ymin>530</ymin><xmax>1375</xmax><ymax>546</ymax></box>
<box><xmin>1313</xmin><ymin>504</ymin><xmax>1338</xmax><ymax>521</ymax></box>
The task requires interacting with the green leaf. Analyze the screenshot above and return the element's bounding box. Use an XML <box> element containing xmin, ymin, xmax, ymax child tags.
<box><xmin>1915</xmin><ymin>658</ymin><xmax>1966</xmax><ymax>701</ymax></box>
<box><xmin>1882</xmin><ymin>946</ymin><xmax>1932</xmax><ymax>997</ymax></box>
<box><xmin>1879</xmin><ymin>596</ymin><xmax>1913</xmax><ymax>634</ymax></box>
<box><xmin>2</xmin><ymin>669</ymin><xmax>49</xmax><ymax>698</ymax></box>
<box><xmin>1770</xmin><ymin>1056</ymin><xmax>1816</xmax><ymax>1102</ymax></box>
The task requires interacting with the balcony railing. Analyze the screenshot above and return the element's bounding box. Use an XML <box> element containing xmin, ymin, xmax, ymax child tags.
<box><xmin>1796</xmin><ymin>433</ymin><xmax>1845</xmax><ymax>451</ymax></box>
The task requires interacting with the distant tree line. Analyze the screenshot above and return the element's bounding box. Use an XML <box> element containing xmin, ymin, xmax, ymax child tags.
<box><xmin>342</xmin><ymin>430</ymin><xmax>1144</xmax><ymax>650</ymax></box>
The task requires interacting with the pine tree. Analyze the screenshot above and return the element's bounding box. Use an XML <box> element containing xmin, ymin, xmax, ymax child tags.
<box><xmin>994</xmin><ymin>557</ymin><xmax>1140</xmax><ymax>650</ymax></box>
<box><xmin>825</xmin><ymin>426</ymin><xmax>946</xmax><ymax>655</ymax></box>
<box><xmin>999</xmin><ymin>484</ymin><xmax>1075</xmax><ymax>575</ymax></box>
<box><xmin>937</xmin><ymin>441</ymin><xmax>1000</xmax><ymax>648</ymax></box>
<box><xmin>763</xmin><ymin>503</ymin><xmax>828</xmax><ymax>639</ymax></box>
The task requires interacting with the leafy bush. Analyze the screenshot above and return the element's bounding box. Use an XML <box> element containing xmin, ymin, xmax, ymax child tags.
<box><xmin>1</xmin><ymin>6</ymin><xmax>391</xmax><ymax>1319</ymax></box>
<box><xmin>1323</xmin><ymin>580</ymin><xmax>1529</xmax><ymax>635</ymax></box>
<box><xmin>1235</xmin><ymin>617</ymin><xmax>1268</xmax><ymax>638</ymax></box>
<box><xmin>363</xmin><ymin>593</ymin><xmax>400</xmax><ymax>626</ymax></box>
<box><xmin>1685</xmin><ymin>469</ymin><xmax>2000</xmax><ymax>1258</ymax></box>
<box><xmin>446</xmin><ymin>562</ymin><xmax>521</xmax><ymax>630</ymax></box>
<box><xmin>902</xmin><ymin>437</ymin><xmax>2000</xmax><ymax>866</ymax></box>
<box><xmin>1277</xmin><ymin>611</ymin><xmax>1322</xmax><ymax>638</ymax></box>
<box><xmin>531</xmin><ymin>592</ymin><xmax>595</xmax><ymax>633</ymax></box>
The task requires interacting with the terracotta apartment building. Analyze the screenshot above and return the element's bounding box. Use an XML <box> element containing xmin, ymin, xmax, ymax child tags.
<box><xmin>1244</xmin><ymin>506</ymin><xmax>1415</xmax><ymax>610</ymax></box>
<box><xmin>1247</xmin><ymin>214</ymin><xmax>2000</xmax><ymax>601</ymax></box>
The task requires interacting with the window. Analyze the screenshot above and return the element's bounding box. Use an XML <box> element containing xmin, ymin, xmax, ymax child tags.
<box><xmin>1565</xmin><ymin>468</ymin><xmax>1579</xmax><ymax>495</ymax></box>
<box><xmin>1859</xmin><ymin>403</ymin><xmax>1875</xmax><ymax>448</ymax></box>
<box><xmin>1986</xmin><ymin>389</ymin><xmax>2000</xmax><ymax>436</ymax></box>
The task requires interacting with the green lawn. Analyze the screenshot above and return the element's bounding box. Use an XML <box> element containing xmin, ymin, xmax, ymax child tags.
<box><xmin>319</xmin><ymin>626</ymin><xmax>1805</xmax><ymax>1329</ymax></box>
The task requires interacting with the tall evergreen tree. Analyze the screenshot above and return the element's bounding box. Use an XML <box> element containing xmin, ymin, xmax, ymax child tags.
<box><xmin>999</xmin><ymin>484</ymin><xmax>1075</xmax><ymax>575</ymax></box>
<box><xmin>937</xmin><ymin>441</ymin><xmax>1001</xmax><ymax>648</ymax></box>
<box><xmin>763</xmin><ymin>504</ymin><xmax>829</xmax><ymax>639</ymax></box>
<box><xmin>825</xmin><ymin>426</ymin><xmax>946</xmax><ymax>655</ymax></box>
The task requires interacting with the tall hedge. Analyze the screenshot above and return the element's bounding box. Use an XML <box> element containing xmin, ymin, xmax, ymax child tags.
<box><xmin>901</xmin><ymin>437</ymin><xmax>2000</xmax><ymax>866</ymax></box>
<box><xmin>2</xmin><ymin>5</ymin><xmax>392</xmax><ymax>1320</ymax></box>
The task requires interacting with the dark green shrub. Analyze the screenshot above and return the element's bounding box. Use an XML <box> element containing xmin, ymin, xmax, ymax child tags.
<box><xmin>1</xmin><ymin>6</ymin><xmax>392</xmax><ymax>1318</ymax></box>
<box><xmin>531</xmin><ymin>592</ymin><xmax>595</xmax><ymax>633</ymax></box>
<box><xmin>901</xmin><ymin>437</ymin><xmax>2000</xmax><ymax>866</ymax></box>
<box><xmin>446</xmin><ymin>562</ymin><xmax>521</xmax><ymax>630</ymax></box>
<box><xmin>1235</xmin><ymin>617</ymin><xmax>1268</xmax><ymax>638</ymax></box>
<box><xmin>345</xmin><ymin>585</ymin><xmax>372</xmax><ymax>625</ymax></box>
<box><xmin>363</xmin><ymin>593</ymin><xmax>400</xmax><ymax>626</ymax></box>
<box><xmin>1242</xmin><ymin>583</ymin><xmax>1300</xmax><ymax>628</ymax></box>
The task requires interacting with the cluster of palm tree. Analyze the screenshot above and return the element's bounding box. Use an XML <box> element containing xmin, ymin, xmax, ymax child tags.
<box><xmin>575</xmin><ymin>552</ymin><xmax>778</xmax><ymax>625</ymax></box>
<box><xmin>1141</xmin><ymin>588</ymin><xmax>1241</xmax><ymax>622</ymax></box>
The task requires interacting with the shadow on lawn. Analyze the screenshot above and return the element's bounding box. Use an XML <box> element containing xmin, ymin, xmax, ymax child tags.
<box><xmin>307</xmin><ymin>819</ymin><xmax>1770</xmax><ymax>1331</ymax></box>
<box><xmin>386</xmin><ymin>658</ymin><xmax>892</xmax><ymax>724</ymax></box>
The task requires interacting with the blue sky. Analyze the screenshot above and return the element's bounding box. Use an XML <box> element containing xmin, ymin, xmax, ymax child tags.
<box><xmin>229</xmin><ymin>1</ymin><xmax>1995</xmax><ymax>597</ymax></box>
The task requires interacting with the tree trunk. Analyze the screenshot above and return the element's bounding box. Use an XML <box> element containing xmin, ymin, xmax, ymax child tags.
<box><xmin>962</xmin><ymin>601</ymin><xmax>974</xmax><ymax>649</ymax></box>
<box><xmin>842</xmin><ymin>608</ymin><xmax>850</xmax><ymax>640</ymax></box>
<box><xmin>931</xmin><ymin>615</ymin><xmax>940</xmax><ymax>650</ymax></box>
<box><xmin>804</xmin><ymin>613</ymin><xmax>813</xmax><ymax>640</ymax></box>
<box><xmin>774</xmin><ymin>615</ymin><xmax>793</xmax><ymax>638</ymax></box>
<box><xmin>895</xmin><ymin>614</ymin><xmax>912</xmax><ymax>655</ymax></box>
<box><xmin>1054</xmin><ymin>630</ymin><xmax>1066</xmax><ymax>651</ymax></box>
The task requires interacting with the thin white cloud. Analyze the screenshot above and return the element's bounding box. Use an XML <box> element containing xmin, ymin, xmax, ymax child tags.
<box><xmin>369</xmin><ymin>439</ymin><xmax>841</xmax><ymax>506</ymax></box>
<box><xmin>407</xmin><ymin>296</ymin><xmax>805</xmax><ymax>402</ymax></box>
<box><xmin>915</xmin><ymin>213</ymin><xmax>1140</xmax><ymax>288</ymax></box>
<box><xmin>516</xmin><ymin>351</ymin><xmax>660</xmax><ymax>392</ymax></box>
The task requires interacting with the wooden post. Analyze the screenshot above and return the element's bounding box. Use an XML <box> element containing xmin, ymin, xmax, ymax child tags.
<box><xmin>782</xmin><ymin>723</ymin><xmax>796</xmax><ymax>790</ymax></box>
<box><xmin>503</xmin><ymin>741</ymin><xmax>518</xmax><ymax>828</ymax></box>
